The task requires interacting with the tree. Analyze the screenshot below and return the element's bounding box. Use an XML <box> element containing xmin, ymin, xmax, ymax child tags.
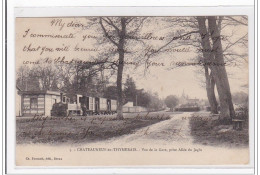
<box><xmin>16</xmin><ymin>60</ymin><xmax>107</xmax><ymax>96</ymax></box>
<box><xmin>103</xmin><ymin>86</ymin><xmax>118</xmax><ymax>100</ymax></box>
<box><xmin>124</xmin><ymin>75</ymin><xmax>137</xmax><ymax>105</ymax></box>
<box><xmin>147</xmin><ymin>92</ymin><xmax>164</xmax><ymax>111</ymax></box>
<box><xmin>55</xmin><ymin>60</ymin><xmax>106</xmax><ymax>96</ymax></box>
<box><xmin>16</xmin><ymin>65</ymin><xmax>40</xmax><ymax>91</ymax></box>
<box><xmin>136</xmin><ymin>89</ymin><xmax>151</xmax><ymax>108</ymax></box>
<box><xmin>17</xmin><ymin>64</ymin><xmax>59</xmax><ymax>91</ymax></box>
<box><xmin>144</xmin><ymin>16</ymin><xmax>246</xmax><ymax>121</ymax></box>
<box><xmin>32</xmin><ymin>65</ymin><xmax>59</xmax><ymax>91</ymax></box>
<box><xmin>165</xmin><ymin>95</ymin><xmax>179</xmax><ymax>112</ymax></box>
<box><xmin>232</xmin><ymin>92</ymin><xmax>248</xmax><ymax>105</ymax></box>
<box><xmin>196</xmin><ymin>16</ymin><xmax>246</xmax><ymax>121</ymax></box>
<box><xmin>99</xmin><ymin>17</ymin><xmax>127</xmax><ymax>119</ymax></box>
<box><xmin>197</xmin><ymin>17</ymin><xmax>219</xmax><ymax>114</ymax></box>
<box><xmin>207</xmin><ymin>16</ymin><xmax>236</xmax><ymax>120</ymax></box>
<box><xmin>98</xmin><ymin>17</ymin><xmax>146</xmax><ymax>119</ymax></box>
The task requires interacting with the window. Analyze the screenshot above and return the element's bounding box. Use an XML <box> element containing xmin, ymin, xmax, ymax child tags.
<box><xmin>79</xmin><ymin>97</ymin><xmax>82</xmax><ymax>103</ymax></box>
<box><xmin>63</xmin><ymin>97</ymin><xmax>66</xmax><ymax>102</ymax></box>
<box><xmin>30</xmin><ymin>98</ymin><xmax>38</xmax><ymax>109</ymax></box>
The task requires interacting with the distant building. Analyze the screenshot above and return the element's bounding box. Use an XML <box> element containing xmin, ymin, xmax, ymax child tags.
<box><xmin>179</xmin><ymin>90</ymin><xmax>199</xmax><ymax>106</ymax></box>
<box><xmin>18</xmin><ymin>90</ymin><xmax>61</xmax><ymax>116</ymax></box>
<box><xmin>123</xmin><ymin>101</ymin><xmax>147</xmax><ymax>113</ymax></box>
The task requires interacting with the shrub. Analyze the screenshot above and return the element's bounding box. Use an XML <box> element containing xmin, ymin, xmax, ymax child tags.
<box><xmin>51</xmin><ymin>103</ymin><xmax>68</xmax><ymax>117</ymax></box>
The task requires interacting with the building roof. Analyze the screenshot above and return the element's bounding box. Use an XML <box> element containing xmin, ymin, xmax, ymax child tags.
<box><xmin>18</xmin><ymin>90</ymin><xmax>61</xmax><ymax>96</ymax></box>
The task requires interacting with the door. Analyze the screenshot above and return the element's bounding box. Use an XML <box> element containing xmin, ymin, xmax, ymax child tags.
<box><xmin>95</xmin><ymin>98</ymin><xmax>100</xmax><ymax>112</ymax></box>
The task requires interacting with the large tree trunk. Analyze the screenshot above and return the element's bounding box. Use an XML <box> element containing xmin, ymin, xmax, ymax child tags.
<box><xmin>208</xmin><ymin>16</ymin><xmax>235</xmax><ymax>121</ymax></box>
<box><xmin>116</xmin><ymin>53</ymin><xmax>124</xmax><ymax>119</ymax></box>
<box><xmin>209</xmin><ymin>73</ymin><xmax>218</xmax><ymax>113</ymax></box>
<box><xmin>116</xmin><ymin>18</ymin><xmax>127</xmax><ymax>120</ymax></box>
<box><xmin>197</xmin><ymin>17</ymin><xmax>218</xmax><ymax>114</ymax></box>
<box><xmin>204</xmin><ymin>66</ymin><xmax>218</xmax><ymax>114</ymax></box>
<box><xmin>210</xmin><ymin>67</ymin><xmax>231</xmax><ymax>119</ymax></box>
<box><xmin>197</xmin><ymin>16</ymin><xmax>235</xmax><ymax>121</ymax></box>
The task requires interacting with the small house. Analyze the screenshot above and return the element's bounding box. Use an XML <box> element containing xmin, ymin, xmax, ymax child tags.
<box><xmin>18</xmin><ymin>90</ymin><xmax>61</xmax><ymax>116</ymax></box>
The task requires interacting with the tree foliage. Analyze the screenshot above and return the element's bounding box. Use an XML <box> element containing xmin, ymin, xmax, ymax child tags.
<box><xmin>103</xmin><ymin>86</ymin><xmax>118</xmax><ymax>100</ymax></box>
<box><xmin>232</xmin><ymin>92</ymin><xmax>248</xmax><ymax>105</ymax></box>
<box><xmin>124</xmin><ymin>75</ymin><xmax>137</xmax><ymax>105</ymax></box>
<box><xmin>165</xmin><ymin>95</ymin><xmax>179</xmax><ymax>111</ymax></box>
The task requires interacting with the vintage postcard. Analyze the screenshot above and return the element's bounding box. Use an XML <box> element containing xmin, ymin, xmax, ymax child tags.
<box><xmin>15</xmin><ymin>16</ymin><xmax>250</xmax><ymax>166</ymax></box>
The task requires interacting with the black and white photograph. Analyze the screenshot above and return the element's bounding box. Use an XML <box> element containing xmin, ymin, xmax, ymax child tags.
<box><xmin>15</xmin><ymin>16</ymin><xmax>250</xmax><ymax>166</ymax></box>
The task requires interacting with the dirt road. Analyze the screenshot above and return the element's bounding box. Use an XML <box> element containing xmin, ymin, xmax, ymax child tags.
<box><xmin>103</xmin><ymin>112</ymin><xmax>194</xmax><ymax>146</ymax></box>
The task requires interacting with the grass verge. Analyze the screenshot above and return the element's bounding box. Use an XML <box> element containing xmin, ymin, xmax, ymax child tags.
<box><xmin>189</xmin><ymin>113</ymin><xmax>249</xmax><ymax>148</ymax></box>
<box><xmin>16</xmin><ymin>112</ymin><xmax>171</xmax><ymax>145</ymax></box>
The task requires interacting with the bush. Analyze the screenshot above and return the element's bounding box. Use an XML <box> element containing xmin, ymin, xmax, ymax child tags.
<box><xmin>235</xmin><ymin>105</ymin><xmax>248</xmax><ymax>121</ymax></box>
<box><xmin>51</xmin><ymin>103</ymin><xmax>68</xmax><ymax>117</ymax></box>
<box><xmin>175</xmin><ymin>107</ymin><xmax>200</xmax><ymax>112</ymax></box>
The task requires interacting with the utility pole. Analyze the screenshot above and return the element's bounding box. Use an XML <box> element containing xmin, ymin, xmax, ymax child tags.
<box><xmin>25</xmin><ymin>79</ymin><xmax>27</xmax><ymax>91</ymax></box>
<box><xmin>136</xmin><ymin>94</ymin><xmax>137</xmax><ymax>106</ymax></box>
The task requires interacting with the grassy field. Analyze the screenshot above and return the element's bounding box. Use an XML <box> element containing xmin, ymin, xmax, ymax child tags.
<box><xmin>16</xmin><ymin>112</ymin><xmax>172</xmax><ymax>145</ymax></box>
<box><xmin>189</xmin><ymin>112</ymin><xmax>249</xmax><ymax>148</ymax></box>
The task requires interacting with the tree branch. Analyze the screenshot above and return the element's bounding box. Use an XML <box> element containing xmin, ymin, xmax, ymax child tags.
<box><xmin>226</xmin><ymin>16</ymin><xmax>248</xmax><ymax>26</ymax></box>
<box><xmin>125</xmin><ymin>17</ymin><xmax>135</xmax><ymax>25</ymax></box>
<box><xmin>99</xmin><ymin>18</ymin><xmax>119</xmax><ymax>47</ymax></box>
<box><xmin>102</xmin><ymin>17</ymin><xmax>120</xmax><ymax>34</ymax></box>
<box><xmin>223</xmin><ymin>33</ymin><xmax>248</xmax><ymax>52</ymax></box>
<box><xmin>146</xmin><ymin>30</ymin><xmax>199</xmax><ymax>58</ymax></box>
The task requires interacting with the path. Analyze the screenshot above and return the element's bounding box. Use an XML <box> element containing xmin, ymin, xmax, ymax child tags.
<box><xmin>80</xmin><ymin>112</ymin><xmax>194</xmax><ymax>147</ymax></box>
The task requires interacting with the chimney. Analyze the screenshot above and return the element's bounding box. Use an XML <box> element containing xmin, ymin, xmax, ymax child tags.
<box><xmin>60</xmin><ymin>92</ymin><xmax>63</xmax><ymax>103</ymax></box>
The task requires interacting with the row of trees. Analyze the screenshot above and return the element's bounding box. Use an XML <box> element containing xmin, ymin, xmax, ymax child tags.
<box><xmin>123</xmin><ymin>75</ymin><xmax>164</xmax><ymax>110</ymax></box>
<box><xmin>16</xmin><ymin>63</ymin><xmax>107</xmax><ymax>97</ymax></box>
<box><xmin>16</xmin><ymin>65</ymin><xmax>164</xmax><ymax>111</ymax></box>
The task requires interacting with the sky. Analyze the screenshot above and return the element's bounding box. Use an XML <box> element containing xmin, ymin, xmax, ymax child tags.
<box><xmin>16</xmin><ymin>17</ymin><xmax>249</xmax><ymax>100</ymax></box>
